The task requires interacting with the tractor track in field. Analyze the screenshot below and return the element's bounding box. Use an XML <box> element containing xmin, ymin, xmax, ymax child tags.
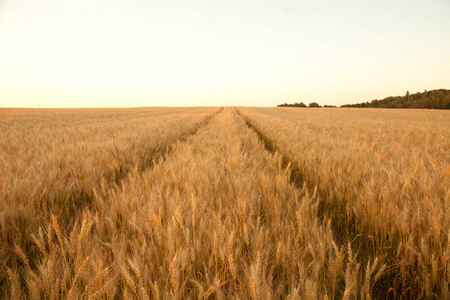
<box><xmin>234</xmin><ymin>107</ymin><xmax>405</xmax><ymax>299</ymax></box>
<box><xmin>235</xmin><ymin>106</ymin><xmax>360</xmax><ymax>241</ymax></box>
<box><xmin>104</xmin><ymin>107</ymin><xmax>224</xmax><ymax>186</ymax></box>
<box><xmin>234</xmin><ymin>107</ymin><xmax>308</xmax><ymax>191</ymax></box>
<box><xmin>67</xmin><ymin>107</ymin><xmax>224</xmax><ymax>218</ymax></box>
<box><xmin>2</xmin><ymin>107</ymin><xmax>225</xmax><ymax>278</ymax></box>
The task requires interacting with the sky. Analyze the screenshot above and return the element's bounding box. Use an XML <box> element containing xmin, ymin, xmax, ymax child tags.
<box><xmin>0</xmin><ymin>0</ymin><xmax>449</xmax><ymax>108</ymax></box>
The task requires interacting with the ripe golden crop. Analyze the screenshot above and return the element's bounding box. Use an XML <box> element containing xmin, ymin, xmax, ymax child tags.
<box><xmin>0</xmin><ymin>107</ymin><xmax>448</xmax><ymax>298</ymax></box>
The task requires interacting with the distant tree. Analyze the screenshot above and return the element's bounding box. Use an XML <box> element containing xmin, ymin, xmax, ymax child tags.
<box><xmin>308</xmin><ymin>102</ymin><xmax>321</xmax><ymax>107</ymax></box>
<box><xmin>277</xmin><ymin>101</ymin><xmax>307</xmax><ymax>107</ymax></box>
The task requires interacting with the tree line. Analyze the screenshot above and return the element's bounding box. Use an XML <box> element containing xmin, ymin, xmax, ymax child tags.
<box><xmin>341</xmin><ymin>89</ymin><xmax>450</xmax><ymax>109</ymax></box>
<box><xmin>278</xmin><ymin>89</ymin><xmax>449</xmax><ymax>109</ymax></box>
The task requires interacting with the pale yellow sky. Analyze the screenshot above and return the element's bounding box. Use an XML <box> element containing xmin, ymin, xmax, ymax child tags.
<box><xmin>1</xmin><ymin>0</ymin><xmax>449</xmax><ymax>107</ymax></box>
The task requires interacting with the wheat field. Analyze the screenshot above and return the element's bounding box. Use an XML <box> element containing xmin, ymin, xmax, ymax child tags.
<box><xmin>0</xmin><ymin>107</ymin><xmax>448</xmax><ymax>299</ymax></box>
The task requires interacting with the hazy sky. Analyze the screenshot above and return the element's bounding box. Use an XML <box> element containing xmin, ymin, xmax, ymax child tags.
<box><xmin>1</xmin><ymin>0</ymin><xmax>449</xmax><ymax>108</ymax></box>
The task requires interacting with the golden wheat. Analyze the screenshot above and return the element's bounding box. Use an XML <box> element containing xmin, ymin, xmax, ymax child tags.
<box><xmin>1</xmin><ymin>106</ymin><xmax>447</xmax><ymax>298</ymax></box>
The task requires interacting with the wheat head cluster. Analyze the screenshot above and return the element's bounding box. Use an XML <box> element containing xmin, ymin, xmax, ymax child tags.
<box><xmin>0</xmin><ymin>107</ymin><xmax>448</xmax><ymax>299</ymax></box>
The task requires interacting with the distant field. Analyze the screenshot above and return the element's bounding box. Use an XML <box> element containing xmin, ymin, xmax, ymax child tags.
<box><xmin>0</xmin><ymin>107</ymin><xmax>448</xmax><ymax>299</ymax></box>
